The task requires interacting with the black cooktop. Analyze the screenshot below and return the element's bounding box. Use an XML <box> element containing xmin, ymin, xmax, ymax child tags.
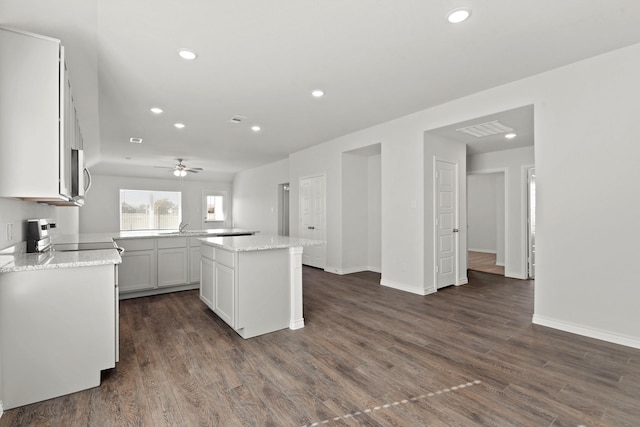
<box><xmin>52</xmin><ymin>241</ymin><xmax>119</xmax><ymax>252</ymax></box>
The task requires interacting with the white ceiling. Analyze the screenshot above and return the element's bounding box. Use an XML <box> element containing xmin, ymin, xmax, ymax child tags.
<box><xmin>429</xmin><ymin>105</ymin><xmax>534</xmax><ymax>156</ymax></box>
<box><xmin>2</xmin><ymin>1</ymin><xmax>640</xmax><ymax>181</ymax></box>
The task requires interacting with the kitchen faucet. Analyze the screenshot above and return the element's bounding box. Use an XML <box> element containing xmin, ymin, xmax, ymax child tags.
<box><xmin>179</xmin><ymin>222</ymin><xmax>189</xmax><ymax>232</ymax></box>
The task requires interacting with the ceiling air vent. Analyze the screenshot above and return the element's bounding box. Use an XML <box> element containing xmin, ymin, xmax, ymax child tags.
<box><xmin>129</xmin><ymin>137</ymin><xmax>143</xmax><ymax>144</ymax></box>
<box><xmin>229</xmin><ymin>115</ymin><xmax>247</xmax><ymax>124</ymax></box>
<box><xmin>456</xmin><ymin>120</ymin><xmax>514</xmax><ymax>138</ymax></box>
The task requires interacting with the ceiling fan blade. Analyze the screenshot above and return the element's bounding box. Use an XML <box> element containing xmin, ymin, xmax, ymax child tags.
<box><xmin>184</xmin><ymin>169</ymin><xmax>200</xmax><ymax>173</ymax></box>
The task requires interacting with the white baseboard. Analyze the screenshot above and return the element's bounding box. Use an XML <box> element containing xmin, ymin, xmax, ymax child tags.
<box><xmin>325</xmin><ymin>265</ymin><xmax>381</xmax><ymax>275</ymax></box>
<box><xmin>468</xmin><ymin>248</ymin><xmax>497</xmax><ymax>254</ymax></box>
<box><xmin>380</xmin><ymin>279</ymin><xmax>435</xmax><ymax>296</ymax></box>
<box><xmin>505</xmin><ymin>270</ymin><xmax>528</xmax><ymax>280</ymax></box>
<box><xmin>532</xmin><ymin>314</ymin><xmax>640</xmax><ymax>350</ymax></box>
<box><xmin>456</xmin><ymin>276</ymin><xmax>468</xmax><ymax>286</ymax></box>
<box><xmin>0</xmin><ymin>400</ymin><xmax>3</xmax><ymax>419</ymax></box>
<box><xmin>495</xmin><ymin>261</ymin><xmax>505</xmax><ymax>267</ymax></box>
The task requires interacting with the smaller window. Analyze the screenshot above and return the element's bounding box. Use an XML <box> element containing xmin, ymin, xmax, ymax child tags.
<box><xmin>205</xmin><ymin>194</ymin><xmax>225</xmax><ymax>221</ymax></box>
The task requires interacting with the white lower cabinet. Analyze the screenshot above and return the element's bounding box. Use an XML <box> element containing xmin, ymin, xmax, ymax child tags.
<box><xmin>200</xmin><ymin>248</ymin><xmax>215</xmax><ymax>309</ymax></box>
<box><xmin>200</xmin><ymin>246</ymin><xmax>291</xmax><ymax>338</ymax></box>
<box><xmin>115</xmin><ymin>236</ymin><xmax>199</xmax><ymax>298</ymax></box>
<box><xmin>115</xmin><ymin>239</ymin><xmax>156</xmax><ymax>293</ymax></box>
<box><xmin>214</xmin><ymin>263</ymin><xmax>235</xmax><ymax>326</ymax></box>
<box><xmin>0</xmin><ymin>264</ymin><xmax>117</xmax><ymax>409</ymax></box>
<box><xmin>189</xmin><ymin>238</ymin><xmax>201</xmax><ymax>284</ymax></box>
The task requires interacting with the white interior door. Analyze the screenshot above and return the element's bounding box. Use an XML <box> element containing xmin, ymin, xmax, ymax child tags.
<box><xmin>436</xmin><ymin>160</ymin><xmax>458</xmax><ymax>289</ymax></box>
<box><xmin>299</xmin><ymin>175</ymin><xmax>326</xmax><ymax>268</ymax></box>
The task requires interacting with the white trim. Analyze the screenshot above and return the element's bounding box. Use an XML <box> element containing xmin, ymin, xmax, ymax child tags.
<box><xmin>289</xmin><ymin>247</ymin><xmax>305</xmax><ymax>330</ymax></box>
<box><xmin>381</xmin><ymin>279</ymin><xmax>436</xmax><ymax>296</ymax></box>
<box><xmin>532</xmin><ymin>314</ymin><xmax>640</xmax><ymax>350</ymax></box>
<box><xmin>456</xmin><ymin>276</ymin><xmax>468</xmax><ymax>286</ymax></box>
<box><xmin>468</xmin><ymin>248</ymin><xmax>496</xmax><ymax>254</ymax></box>
<box><xmin>325</xmin><ymin>265</ymin><xmax>383</xmax><ymax>275</ymax></box>
<box><xmin>521</xmin><ymin>164</ymin><xmax>535</xmax><ymax>279</ymax></box>
<box><xmin>495</xmin><ymin>261</ymin><xmax>505</xmax><ymax>267</ymax></box>
<box><xmin>505</xmin><ymin>270</ymin><xmax>528</xmax><ymax>280</ymax></box>
<box><xmin>0</xmin><ymin>400</ymin><xmax>3</xmax><ymax>419</ymax></box>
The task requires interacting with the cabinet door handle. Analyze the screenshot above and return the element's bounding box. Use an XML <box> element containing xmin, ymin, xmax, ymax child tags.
<box><xmin>308</xmin><ymin>226</ymin><xmax>315</xmax><ymax>230</ymax></box>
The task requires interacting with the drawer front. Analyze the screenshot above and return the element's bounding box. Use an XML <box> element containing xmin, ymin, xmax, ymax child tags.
<box><xmin>200</xmin><ymin>244</ymin><xmax>215</xmax><ymax>261</ymax></box>
<box><xmin>115</xmin><ymin>238</ymin><xmax>155</xmax><ymax>252</ymax></box>
<box><xmin>216</xmin><ymin>248</ymin><xmax>235</xmax><ymax>268</ymax></box>
<box><xmin>157</xmin><ymin>237</ymin><xmax>187</xmax><ymax>249</ymax></box>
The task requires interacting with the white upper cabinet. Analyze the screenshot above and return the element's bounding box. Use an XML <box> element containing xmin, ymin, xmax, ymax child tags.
<box><xmin>0</xmin><ymin>27</ymin><xmax>82</xmax><ymax>202</ymax></box>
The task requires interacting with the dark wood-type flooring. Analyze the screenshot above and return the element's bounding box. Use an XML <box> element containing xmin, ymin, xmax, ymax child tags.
<box><xmin>2</xmin><ymin>268</ymin><xmax>639</xmax><ymax>426</ymax></box>
<box><xmin>468</xmin><ymin>251</ymin><xmax>505</xmax><ymax>276</ymax></box>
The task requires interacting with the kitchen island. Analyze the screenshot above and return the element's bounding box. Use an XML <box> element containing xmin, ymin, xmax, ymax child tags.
<box><xmin>199</xmin><ymin>235</ymin><xmax>324</xmax><ymax>338</ymax></box>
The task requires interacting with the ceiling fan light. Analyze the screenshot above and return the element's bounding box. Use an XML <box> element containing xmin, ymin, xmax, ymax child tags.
<box><xmin>173</xmin><ymin>169</ymin><xmax>181</xmax><ymax>177</ymax></box>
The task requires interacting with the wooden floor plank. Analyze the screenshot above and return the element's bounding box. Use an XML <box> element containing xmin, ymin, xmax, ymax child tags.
<box><xmin>1</xmin><ymin>267</ymin><xmax>639</xmax><ymax>426</ymax></box>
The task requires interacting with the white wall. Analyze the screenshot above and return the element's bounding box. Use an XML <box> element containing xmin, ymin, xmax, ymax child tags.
<box><xmin>467</xmin><ymin>174</ymin><xmax>498</xmax><ymax>253</ymax></box>
<box><xmin>0</xmin><ymin>199</ymin><xmax>57</xmax><ymax>250</ymax></box>
<box><xmin>342</xmin><ymin>153</ymin><xmax>369</xmax><ymax>272</ymax></box>
<box><xmin>468</xmin><ymin>146</ymin><xmax>534</xmax><ymax>278</ymax></box>
<box><xmin>79</xmin><ymin>175</ymin><xmax>232</xmax><ymax>233</ymax></box>
<box><xmin>339</xmin><ymin>150</ymin><xmax>382</xmax><ymax>274</ymax></box>
<box><xmin>232</xmin><ymin>159</ymin><xmax>289</xmax><ymax>235</ymax></box>
<box><xmin>233</xmin><ymin>41</ymin><xmax>640</xmax><ymax>348</ymax></box>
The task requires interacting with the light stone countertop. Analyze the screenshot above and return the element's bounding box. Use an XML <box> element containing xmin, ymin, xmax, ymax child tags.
<box><xmin>0</xmin><ymin>229</ymin><xmax>257</xmax><ymax>273</ymax></box>
<box><xmin>199</xmin><ymin>235</ymin><xmax>324</xmax><ymax>252</ymax></box>
<box><xmin>0</xmin><ymin>242</ymin><xmax>121</xmax><ymax>273</ymax></box>
<box><xmin>111</xmin><ymin>228</ymin><xmax>257</xmax><ymax>240</ymax></box>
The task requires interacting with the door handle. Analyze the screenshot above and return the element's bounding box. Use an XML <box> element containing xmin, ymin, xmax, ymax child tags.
<box><xmin>308</xmin><ymin>226</ymin><xmax>315</xmax><ymax>230</ymax></box>
<box><xmin>453</xmin><ymin>228</ymin><xmax>459</xmax><ymax>233</ymax></box>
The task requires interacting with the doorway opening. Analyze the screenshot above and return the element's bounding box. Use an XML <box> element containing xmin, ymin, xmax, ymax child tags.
<box><xmin>467</xmin><ymin>172</ymin><xmax>505</xmax><ymax>276</ymax></box>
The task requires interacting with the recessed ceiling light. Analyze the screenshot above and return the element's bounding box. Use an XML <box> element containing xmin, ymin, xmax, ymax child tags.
<box><xmin>150</xmin><ymin>107</ymin><xmax>163</xmax><ymax>114</ymax></box>
<box><xmin>251</xmin><ymin>125</ymin><xmax>261</xmax><ymax>132</ymax></box>
<box><xmin>505</xmin><ymin>133</ymin><xmax>517</xmax><ymax>139</ymax></box>
<box><xmin>174</xmin><ymin>123</ymin><xmax>186</xmax><ymax>129</ymax></box>
<box><xmin>311</xmin><ymin>89</ymin><xmax>325</xmax><ymax>97</ymax></box>
<box><xmin>129</xmin><ymin>137</ymin><xmax>143</xmax><ymax>144</ymax></box>
<box><xmin>177</xmin><ymin>49</ymin><xmax>197</xmax><ymax>60</ymax></box>
<box><xmin>447</xmin><ymin>8</ymin><xmax>471</xmax><ymax>24</ymax></box>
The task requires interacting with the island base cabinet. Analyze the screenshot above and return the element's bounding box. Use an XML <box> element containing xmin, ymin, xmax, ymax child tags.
<box><xmin>235</xmin><ymin>249</ymin><xmax>290</xmax><ymax>339</ymax></box>
<box><xmin>0</xmin><ymin>264</ymin><xmax>116</xmax><ymax>409</ymax></box>
<box><xmin>201</xmin><ymin>247</ymin><xmax>291</xmax><ymax>339</ymax></box>
<box><xmin>200</xmin><ymin>256</ymin><xmax>214</xmax><ymax>309</ymax></box>
<box><xmin>214</xmin><ymin>263</ymin><xmax>235</xmax><ymax>326</ymax></box>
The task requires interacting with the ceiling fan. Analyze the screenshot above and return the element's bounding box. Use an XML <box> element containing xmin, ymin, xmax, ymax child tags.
<box><xmin>154</xmin><ymin>159</ymin><xmax>203</xmax><ymax>177</ymax></box>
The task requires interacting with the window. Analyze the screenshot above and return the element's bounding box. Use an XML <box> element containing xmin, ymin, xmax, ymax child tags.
<box><xmin>120</xmin><ymin>189</ymin><xmax>182</xmax><ymax>231</ymax></box>
<box><xmin>205</xmin><ymin>194</ymin><xmax>225</xmax><ymax>221</ymax></box>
